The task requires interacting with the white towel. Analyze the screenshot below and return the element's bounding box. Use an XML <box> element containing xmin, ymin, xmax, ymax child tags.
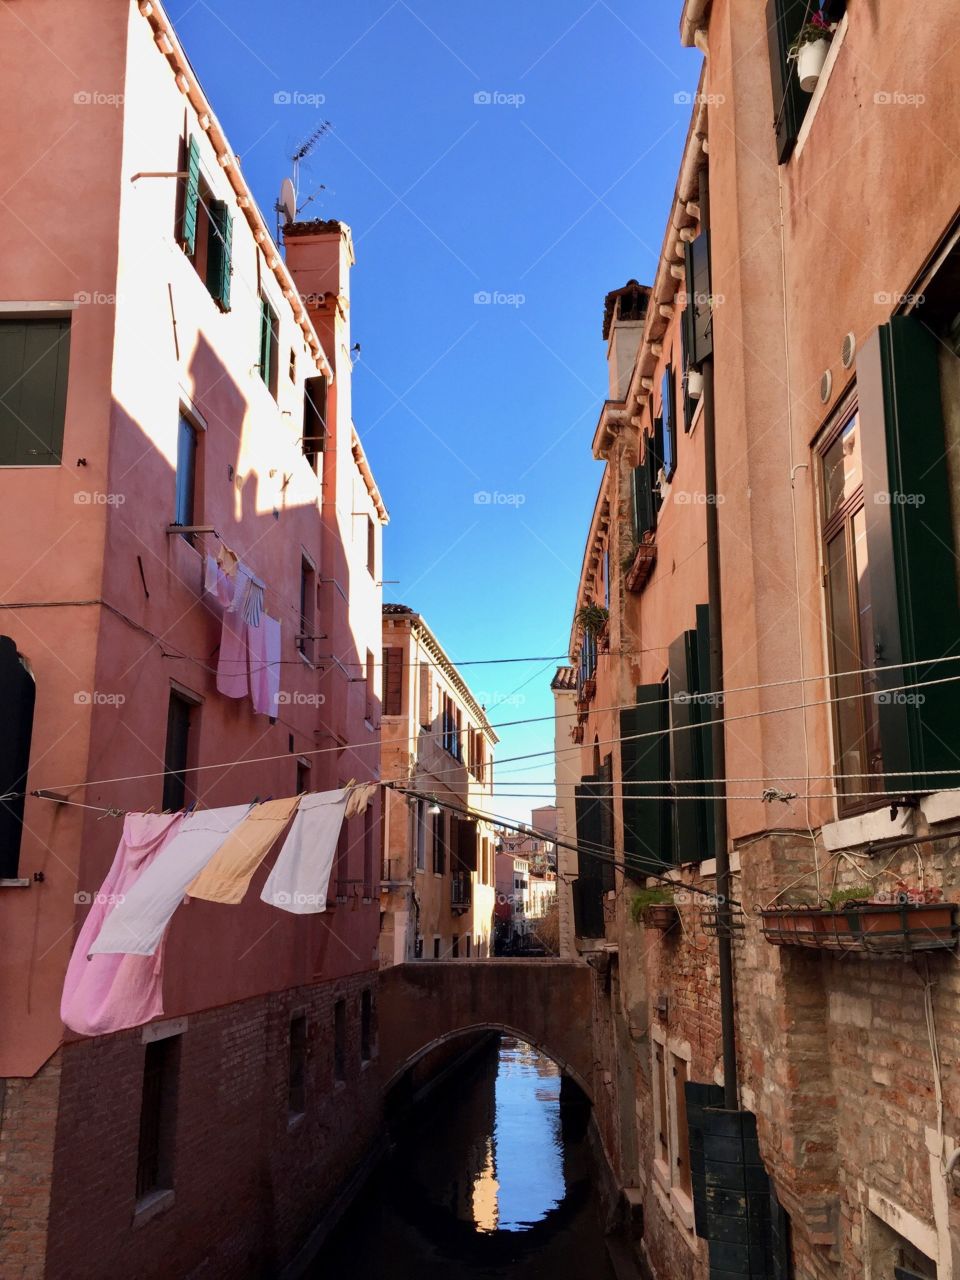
<box><xmin>90</xmin><ymin>805</ymin><xmax>250</xmax><ymax>956</ymax></box>
<box><xmin>260</xmin><ymin>790</ymin><xmax>348</xmax><ymax>914</ymax></box>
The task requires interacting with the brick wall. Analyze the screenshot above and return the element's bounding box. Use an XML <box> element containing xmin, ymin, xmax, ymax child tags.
<box><xmin>32</xmin><ymin>975</ymin><xmax>382</xmax><ymax>1280</ymax></box>
<box><xmin>0</xmin><ymin>1061</ymin><xmax>61</xmax><ymax>1280</ymax></box>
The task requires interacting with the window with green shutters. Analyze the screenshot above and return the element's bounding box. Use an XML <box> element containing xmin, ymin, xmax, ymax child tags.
<box><xmin>0</xmin><ymin>319</ymin><xmax>70</xmax><ymax>466</ymax></box>
<box><xmin>180</xmin><ymin>133</ymin><xmax>233</xmax><ymax>310</ymax></box>
<box><xmin>633</xmin><ymin>443</ymin><xmax>659</xmax><ymax>540</ymax></box>
<box><xmin>818</xmin><ymin>315</ymin><xmax>960</xmax><ymax>800</ymax></box>
<box><xmin>259</xmin><ymin>294</ymin><xmax>280</xmax><ymax>398</ymax></box>
<box><xmin>205</xmin><ymin>199</ymin><xmax>233</xmax><ymax>311</ymax></box>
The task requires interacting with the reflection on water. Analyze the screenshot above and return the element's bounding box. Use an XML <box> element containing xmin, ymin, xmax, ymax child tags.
<box><xmin>316</xmin><ymin>1035</ymin><xmax>615</xmax><ymax>1280</ymax></box>
<box><xmin>490</xmin><ymin>1040</ymin><xmax>564</xmax><ymax>1231</ymax></box>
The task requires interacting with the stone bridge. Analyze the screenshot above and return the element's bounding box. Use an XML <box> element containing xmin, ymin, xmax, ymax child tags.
<box><xmin>377</xmin><ymin>959</ymin><xmax>595</xmax><ymax>1098</ymax></box>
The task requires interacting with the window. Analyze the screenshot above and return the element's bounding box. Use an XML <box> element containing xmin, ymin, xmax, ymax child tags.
<box><xmin>682</xmin><ymin>231</ymin><xmax>712</xmax><ymax>369</ymax></box>
<box><xmin>179</xmin><ymin>135</ymin><xmax>232</xmax><ymax>309</ymax></box>
<box><xmin>0</xmin><ymin>318</ymin><xmax>70</xmax><ymax>466</ymax></box>
<box><xmin>433</xmin><ymin>936</ymin><xmax>441</xmax><ymax>959</ymax></box>
<box><xmin>383</xmin><ymin>647</ymin><xmax>403</xmax><ymax>716</ymax></box>
<box><xmin>162</xmin><ymin>690</ymin><xmax>195</xmax><ymax>812</ymax></box>
<box><xmin>432</xmin><ymin>810</ymin><xmax>446</xmax><ymax>875</ymax></box>
<box><xmin>296</xmin><ymin>758</ymin><xmax>311</xmax><ymax>795</ymax></box>
<box><xmin>659</xmin><ymin>366</ymin><xmax>677</xmax><ymax>482</ymax></box>
<box><xmin>288</xmin><ymin>349</ymin><xmax>297</xmax><ymax>383</ymax></box>
<box><xmin>651</xmin><ymin>1036</ymin><xmax>693</xmax><ymax>1217</ymax></box>
<box><xmin>302</xmin><ymin>376</ymin><xmax>326</xmax><ymax>471</ymax></box>
<box><xmin>632</xmin><ymin>442</ymin><xmax>659</xmax><ymax>541</ymax></box>
<box><xmin>136</xmin><ymin>1034</ymin><xmax>180</xmax><ymax>1201</ymax></box>
<box><xmin>419</xmin><ymin>663</ymin><xmax>432</xmax><ymax>727</ymax></box>
<box><xmin>367</xmin><ymin>515</ymin><xmax>376</xmax><ymax>577</ymax></box>
<box><xmin>765</xmin><ymin>1</ymin><xmax>845</xmax><ymax>164</ymax></box>
<box><xmin>414</xmin><ymin>935</ymin><xmax>424</xmax><ymax>958</ymax></box>
<box><xmin>816</xmin><ymin>317</ymin><xmax>960</xmax><ymax>803</ymax></box>
<box><xmin>0</xmin><ymin>636</ymin><xmax>35</xmax><ymax>878</ymax></box>
<box><xmin>415</xmin><ymin>799</ymin><xmax>426</xmax><ymax>872</ymax></box>
<box><xmin>362</xmin><ymin>805</ymin><xmax>374</xmax><ymax>898</ymax></box>
<box><xmin>360</xmin><ymin>989</ymin><xmax>374</xmax><ymax>1062</ymax></box>
<box><xmin>465</xmin><ymin>936</ymin><xmax>472</xmax><ymax>958</ymax></box>
<box><xmin>174</xmin><ymin>414</ymin><xmax>199</xmax><ymax>537</ymax></box>
<box><xmin>288</xmin><ymin>1015</ymin><xmax>306</xmax><ymax>1115</ymax></box>
<box><xmin>298</xmin><ymin>556</ymin><xmax>316</xmax><ymax>662</ymax></box>
<box><xmin>258</xmin><ymin>293</ymin><xmax>280</xmax><ymax>398</ymax></box>
<box><xmin>333</xmin><ymin>999</ymin><xmax>346</xmax><ymax>1083</ymax></box>
<box><xmin>365</xmin><ymin>650</ymin><xmax>376</xmax><ymax>723</ymax></box>
<box><xmin>451</xmin><ymin>935</ymin><xmax>459</xmax><ymax>958</ymax></box>
<box><xmin>818</xmin><ymin>410</ymin><xmax>883</xmax><ymax>809</ymax></box>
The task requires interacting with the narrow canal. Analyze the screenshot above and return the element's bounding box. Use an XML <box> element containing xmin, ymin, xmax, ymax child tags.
<box><xmin>316</xmin><ymin>1035</ymin><xmax>617</xmax><ymax>1279</ymax></box>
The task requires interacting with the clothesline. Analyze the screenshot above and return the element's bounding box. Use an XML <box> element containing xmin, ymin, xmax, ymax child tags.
<box><xmin>61</xmin><ymin>782</ymin><xmax>377</xmax><ymax>1039</ymax></box>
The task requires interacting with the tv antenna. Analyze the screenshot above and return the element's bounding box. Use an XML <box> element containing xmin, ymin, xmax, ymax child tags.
<box><xmin>276</xmin><ymin>122</ymin><xmax>332</xmax><ymax>236</ymax></box>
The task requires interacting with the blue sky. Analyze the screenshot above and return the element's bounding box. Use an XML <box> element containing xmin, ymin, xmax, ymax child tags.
<box><xmin>167</xmin><ymin>0</ymin><xmax>702</xmax><ymax>821</ymax></box>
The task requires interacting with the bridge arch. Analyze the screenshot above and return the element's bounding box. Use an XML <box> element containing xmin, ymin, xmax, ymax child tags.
<box><xmin>376</xmin><ymin>960</ymin><xmax>595</xmax><ymax>1102</ymax></box>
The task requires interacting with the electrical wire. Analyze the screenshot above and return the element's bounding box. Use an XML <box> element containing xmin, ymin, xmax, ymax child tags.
<box><xmin>9</xmin><ymin>661</ymin><xmax>960</xmax><ymax>806</ymax></box>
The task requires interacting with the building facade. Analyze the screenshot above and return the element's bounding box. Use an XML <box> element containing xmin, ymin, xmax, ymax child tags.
<box><xmin>561</xmin><ymin>2</ymin><xmax>960</xmax><ymax>1277</ymax></box>
<box><xmin>550</xmin><ymin>665</ymin><xmax>579</xmax><ymax>957</ymax></box>
<box><xmin>379</xmin><ymin>604</ymin><xmax>498</xmax><ymax>964</ymax></box>
<box><xmin>0</xmin><ymin>3</ymin><xmax>387</xmax><ymax>1276</ymax></box>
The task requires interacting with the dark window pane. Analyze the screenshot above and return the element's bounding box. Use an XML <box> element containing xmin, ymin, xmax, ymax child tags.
<box><xmin>0</xmin><ymin>319</ymin><xmax>71</xmax><ymax>466</ymax></box>
<box><xmin>162</xmin><ymin>693</ymin><xmax>193</xmax><ymax>812</ymax></box>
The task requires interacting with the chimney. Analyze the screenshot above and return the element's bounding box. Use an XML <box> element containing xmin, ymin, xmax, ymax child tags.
<box><xmin>602</xmin><ymin>280</ymin><xmax>650</xmax><ymax>401</ymax></box>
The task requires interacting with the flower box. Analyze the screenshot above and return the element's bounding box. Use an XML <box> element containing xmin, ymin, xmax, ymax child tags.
<box><xmin>625</xmin><ymin>542</ymin><xmax>657</xmax><ymax>592</ymax></box>
<box><xmin>761</xmin><ymin>902</ymin><xmax>957</xmax><ymax>955</ymax></box>
<box><xmin>642</xmin><ymin>904</ymin><xmax>679</xmax><ymax>931</ymax></box>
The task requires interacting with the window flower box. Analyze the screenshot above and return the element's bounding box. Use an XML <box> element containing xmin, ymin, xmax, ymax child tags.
<box><xmin>760</xmin><ymin>902</ymin><xmax>957</xmax><ymax>955</ymax></box>
<box><xmin>625</xmin><ymin>542</ymin><xmax>657</xmax><ymax>592</ymax></box>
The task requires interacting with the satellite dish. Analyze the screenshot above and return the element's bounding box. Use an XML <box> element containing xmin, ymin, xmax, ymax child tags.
<box><xmin>279</xmin><ymin>177</ymin><xmax>297</xmax><ymax>224</ymax></box>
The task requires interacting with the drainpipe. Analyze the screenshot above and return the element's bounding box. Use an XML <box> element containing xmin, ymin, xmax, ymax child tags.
<box><xmin>700</xmin><ymin>167</ymin><xmax>739</xmax><ymax>1112</ymax></box>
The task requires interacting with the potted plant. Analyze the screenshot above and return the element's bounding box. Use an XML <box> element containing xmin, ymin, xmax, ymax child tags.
<box><xmin>576</xmin><ymin>603</ymin><xmax>609</xmax><ymax>635</ymax></box>
<box><xmin>686</xmin><ymin>368</ymin><xmax>704</xmax><ymax>399</ymax></box>
<box><xmin>630</xmin><ymin>887</ymin><xmax>677</xmax><ymax>931</ymax></box>
<box><xmin>789</xmin><ymin>11</ymin><xmax>834</xmax><ymax>93</ymax></box>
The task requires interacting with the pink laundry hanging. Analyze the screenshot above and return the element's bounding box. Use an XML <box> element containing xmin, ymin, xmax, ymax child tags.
<box><xmin>249</xmin><ymin>615</ymin><xmax>281</xmax><ymax>716</ymax></box>
<box><xmin>217</xmin><ymin>608</ymin><xmax>249</xmax><ymax>699</ymax></box>
<box><xmin>60</xmin><ymin>812</ymin><xmax>185</xmax><ymax>1036</ymax></box>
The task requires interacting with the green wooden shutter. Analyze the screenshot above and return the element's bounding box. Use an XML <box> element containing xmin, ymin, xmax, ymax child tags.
<box><xmin>859</xmin><ymin>316</ymin><xmax>960</xmax><ymax>792</ymax></box>
<box><xmin>574</xmin><ymin>776</ymin><xmax>606</xmax><ymax>937</ymax></box>
<box><xmin>669</xmin><ymin>631</ymin><xmax>701</xmax><ymax>861</ymax></box>
<box><xmin>621</xmin><ymin>685</ymin><xmax>672</xmax><ymax>879</ymax></box>
<box><xmin>259</xmin><ymin>297</ymin><xmax>272</xmax><ymax>388</ymax></box>
<box><xmin>683</xmin><ymin>232</ymin><xmax>714</xmax><ymax>367</ymax></box>
<box><xmin>695</xmin><ymin>603</ymin><xmax>718</xmax><ymax>860</ymax></box>
<box><xmin>0</xmin><ymin>319</ymin><xmax>70</xmax><ymax>466</ymax></box>
<box><xmin>181</xmin><ymin>134</ymin><xmax>201</xmax><ymax>255</ymax></box>
<box><xmin>633</xmin><ymin>454</ymin><xmax>657</xmax><ymax>539</ymax></box>
<box><xmin>766</xmin><ymin>0</ymin><xmax>807</xmax><ymax>164</ymax></box>
<box><xmin>206</xmin><ymin>201</ymin><xmax>233</xmax><ymax>310</ymax></box>
<box><xmin>597</xmin><ymin>757</ymin><xmax>615</xmax><ymax>892</ymax></box>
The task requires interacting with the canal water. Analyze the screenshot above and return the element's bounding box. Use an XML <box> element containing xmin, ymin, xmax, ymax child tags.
<box><xmin>316</xmin><ymin>1035</ymin><xmax>616</xmax><ymax>1279</ymax></box>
